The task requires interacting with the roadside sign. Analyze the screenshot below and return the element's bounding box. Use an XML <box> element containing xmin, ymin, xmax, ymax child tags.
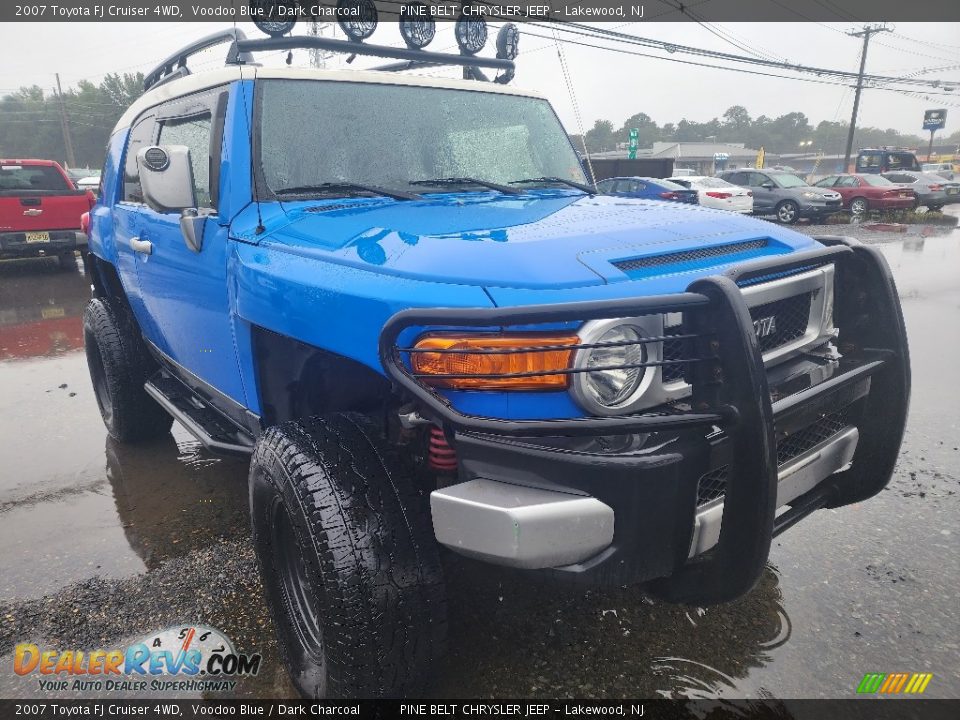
<box><xmin>755</xmin><ymin>147</ymin><xmax>765</xmax><ymax>169</ymax></box>
<box><xmin>923</xmin><ymin>109</ymin><xmax>946</xmax><ymax>131</ymax></box>
<box><xmin>628</xmin><ymin>128</ymin><xmax>638</xmax><ymax>160</ymax></box>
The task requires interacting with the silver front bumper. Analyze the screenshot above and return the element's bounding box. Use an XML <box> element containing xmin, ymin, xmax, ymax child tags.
<box><xmin>430</xmin><ymin>479</ymin><xmax>614</xmax><ymax>569</ymax></box>
<box><xmin>688</xmin><ymin>426</ymin><xmax>859</xmax><ymax>558</ymax></box>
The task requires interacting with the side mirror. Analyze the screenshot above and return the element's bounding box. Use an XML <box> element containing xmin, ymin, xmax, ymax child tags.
<box><xmin>137</xmin><ymin>145</ymin><xmax>197</xmax><ymax>213</ymax></box>
<box><xmin>761</xmin><ymin>182</ymin><xmax>775</xmax><ymax>189</ymax></box>
<box><xmin>137</xmin><ymin>145</ymin><xmax>205</xmax><ymax>253</ymax></box>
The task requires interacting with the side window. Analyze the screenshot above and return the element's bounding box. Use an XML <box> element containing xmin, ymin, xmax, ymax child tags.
<box><xmin>725</xmin><ymin>172</ymin><xmax>746</xmax><ymax>186</ymax></box>
<box><xmin>815</xmin><ymin>176</ymin><xmax>837</xmax><ymax>187</ymax></box>
<box><xmin>858</xmin><ymin>153</ymin><xmax>881</xmax><ymax>169</ymax></box>
<box><xmin>836</xmin><ymin>176</ymin><xmax>859</xmax><ymax>187</ymax></box>
<box><xmin>747</xmin><ymin>172</ymin><xmax>769</xmax><ymax>187</ymax></box>
<box><xmin>159</xmin><ymin>113</ymin><xmax>213</xmax><ymax>208</ymax></box>
<box><xmin>122</xmin><ymin>113</ymin><xmax>157</xmax><ymax>203</ymax></box>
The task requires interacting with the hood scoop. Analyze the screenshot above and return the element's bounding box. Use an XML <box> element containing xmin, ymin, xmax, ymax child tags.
<box><xmin>613</xmin><ymin>239</ymin><xmax>769</xmax><ymax>273</ymax></box>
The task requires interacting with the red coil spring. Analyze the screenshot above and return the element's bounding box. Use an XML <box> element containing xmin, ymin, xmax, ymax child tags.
<box><xmin>428</xmin><ymin>426</ymin><xmax>458</xmax><ymax>472</ymax></box>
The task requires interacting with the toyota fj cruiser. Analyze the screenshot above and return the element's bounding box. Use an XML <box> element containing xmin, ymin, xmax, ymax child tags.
<box><xmin>83</xmin><ymin>26</ymin><xmax>910</xmax><ymax>699</ymax></box>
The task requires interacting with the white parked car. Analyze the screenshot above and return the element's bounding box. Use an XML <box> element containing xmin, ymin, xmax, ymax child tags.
<box><xmin>666</xmin><ymin>175</ymin><xmax>754</xmax><ymax>213</ymax></box>
<box><xmin>76</xmin><ymin>176</ymin><xmax>100</xmax><ymax>197</ymax></box>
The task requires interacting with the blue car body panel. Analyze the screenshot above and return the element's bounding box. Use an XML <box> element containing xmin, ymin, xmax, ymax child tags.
<box><xmin>92</xmin><ymin>76</ymin><xmax>825</xmax><ymax>422</ymax></box>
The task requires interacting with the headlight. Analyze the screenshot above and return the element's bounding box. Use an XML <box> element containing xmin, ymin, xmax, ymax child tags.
<box><xmin>572</xmin><ymin>319</ymin><xmax>657</xmax><ymax>414</ymax></box>
<box><xmin>801</xmin><ymin>191</ymin><xmax>820</xmax><ymax>199</ymax></box>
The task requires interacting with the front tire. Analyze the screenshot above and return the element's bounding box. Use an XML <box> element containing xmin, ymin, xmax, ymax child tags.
<box><xmin>775</xmin><ymin>200</ymin><xmax>799</xmax><ymax>224</ymax></box>
<box><xmin>850</xmin><ymin>197</ymin><xmax>868</xmax><ymax>216</ymax></box>
<box><xmin>83</xmin><ymin>297</ymin><xmax>173</xmax><ymax>442</ymax></box>
<box><xmin>249</xmin><ymin>414</ymin><xmax>447</xmax><ymax>698</ymax></box>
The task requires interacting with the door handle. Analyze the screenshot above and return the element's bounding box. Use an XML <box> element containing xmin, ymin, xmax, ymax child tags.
<box><xmin>130</xmin><ymin>237</ymin><xmax>153</xmax><ymax>255</ymax></box>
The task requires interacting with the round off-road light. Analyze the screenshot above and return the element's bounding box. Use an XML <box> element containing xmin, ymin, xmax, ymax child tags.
<box><xmin>496</xmin><ymin>23</ymin><xmax>520</xmax><ymax>60</ymax></box>
<box><xmin>249</xmin><ymin>0</ymin><xmax>297</xmax><ymax>37</ymax></box>
<box><xmin>572</xmin><ymin>320</ymin><xmax>655</xmax><ymax>414</ymax></box>
<box><xmin>455</xmin><ymin>16</ymin><xmax>487</xmax><ymax>55</ymax></box>
<box><xmin>337</xmin><ymin>0</ymin><xmax>378</xmax><ymax>42</ymax></box>
<box><xmin>399</xmin><ymin>4</ymin><xmax>436</xmax><ymax>49</ymax></box>
<box><xmin>142</xmin><ymin>147</ymin><xmax>169</xmax><ymax>172</ymax></box>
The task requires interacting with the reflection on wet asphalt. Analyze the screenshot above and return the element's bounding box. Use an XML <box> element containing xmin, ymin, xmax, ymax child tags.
<box><xmin>0</xmin><ymin>222</ymin><xmax>958</xmax><ymax>699</ymax></box>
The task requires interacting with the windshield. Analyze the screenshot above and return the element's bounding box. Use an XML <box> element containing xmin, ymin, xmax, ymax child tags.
<box><xmin>769</xmin><ymin>173</ymin><xmax>807</xmax><ymax>188</ymax></box>
<box><xmin>257</xmin><ymin>80</ymin><xmax>586</xmax><ymax>197</ymax></box>
<box><xmin>861</xmin><ymin>175</ymin><xmax>894</xmax><ymax>187</ymax></box>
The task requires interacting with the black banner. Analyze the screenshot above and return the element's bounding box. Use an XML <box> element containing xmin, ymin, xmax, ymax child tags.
<box><xmin>1</xmin><ymin>700</ymin><xmax>960</xmax><ymax>719</ymax></box>
<box><xmin>2</xmin><ymin>0</ymin><xmax>960</xmax><ymax>23</ymax></box>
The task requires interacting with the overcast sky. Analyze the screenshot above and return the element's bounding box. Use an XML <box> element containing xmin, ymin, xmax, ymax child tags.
<box><xmin>2</xmin><ymin>21</ymin><xmax>958</xmax><ymax>139</ymax></box>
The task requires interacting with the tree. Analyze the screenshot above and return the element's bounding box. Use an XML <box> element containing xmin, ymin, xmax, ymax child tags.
<box><xmin>0</xmin><ymin>73</ymin><xmax>143</xmax><ymax>167</ymax></box>
<box><xmin>584</xmin><ymin>119</ymin><xmax>616</xmax><ymax>153</ymax></box>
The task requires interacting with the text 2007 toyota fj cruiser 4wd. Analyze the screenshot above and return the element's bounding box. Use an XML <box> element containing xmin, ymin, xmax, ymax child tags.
<box><xmin>82</xmin><ymin>24</ymin><xmax>909</xmax><ymax>698</ymax></box>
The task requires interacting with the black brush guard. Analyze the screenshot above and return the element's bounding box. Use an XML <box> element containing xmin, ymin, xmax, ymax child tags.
<box><xmin>378</xmin><ymin>237</ymin><xmax>910</xmax><ymax>602</ymax></box>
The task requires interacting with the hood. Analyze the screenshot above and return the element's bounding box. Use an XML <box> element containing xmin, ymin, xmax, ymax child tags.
<box><xmin>788</xmin><ymin>186</ymin><xmax>841</xmax><ymax>200</ymax></box>
<box><xmin>244</xmin><ymin>190</ymin><xmax>819</xmax><ymax>290</ymax></box>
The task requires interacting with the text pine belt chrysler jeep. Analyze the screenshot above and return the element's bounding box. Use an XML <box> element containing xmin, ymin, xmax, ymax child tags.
<box><xmin>82</xmin><ymin>27</ymin><xmax>910</xmax><ymax>699</ymax></box>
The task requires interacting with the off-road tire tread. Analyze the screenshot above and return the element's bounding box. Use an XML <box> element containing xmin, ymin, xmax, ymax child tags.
<box><xmin>250</xmin><ymin>413</ymin><xmax>447</xmax><ymax>699</ymax></box>
<box><xmin>83</xmin><ymin>297</ymin><xmax>172</xmax><ymax>442</ymax></box>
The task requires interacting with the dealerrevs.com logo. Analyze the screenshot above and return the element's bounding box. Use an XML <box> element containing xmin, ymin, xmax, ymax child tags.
<box><xmin>14</xmin><ymin>625</ymin><xmax>261</xmax><ymax>693</ymax></box>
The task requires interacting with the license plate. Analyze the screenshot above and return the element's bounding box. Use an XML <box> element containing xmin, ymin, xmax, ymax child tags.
<box><xmin>900</xmin><ymin>193</ymin><xmax>909</xmax><ymax>197</ymax></box>
<box><xmin>41</xmin><ymin>307</ymin><xmax>65</xmax><ymax>319</ymax></box>
<box><xmin>947</xmin><ymin>188</ymin><xmax>958</xmax><ymax>195</ymax></box>
<box><xmin>25</xmin><ymin>232</ymin><xmax>50</xmax><ymax>244</ymax></box>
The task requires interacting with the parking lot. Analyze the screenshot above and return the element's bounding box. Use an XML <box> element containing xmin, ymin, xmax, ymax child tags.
<box><xmin>0</xmin><ymin>214</ymin><xmax>958</xmax><ymax>700</ymax></box>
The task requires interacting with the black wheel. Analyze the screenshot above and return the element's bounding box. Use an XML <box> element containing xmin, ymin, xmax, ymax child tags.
<box><xmin>775</xmin><ymin>200</ymin><xmax>799</xmax><ymax>224</ymax></box>
<box><xmin>849</xmin><ymin>197</ymin><xmax>869</xmax><ymax>216</ymax></box>
<box><xmin>249</xmin><ymin>414</ymin><xmax>447</xmax><ymax>699</ymax></box>
<box><xmin>83</xmin><ymin>297</ymin><xmax>173</xmax><ymax>442</ymax></box>
<box><xmin>929</xmin><ymin>205</ymin><xmax>943</xmax><ymax>212</ymax></box>
<box><xmin>58</xmin><ymin>251</ymin><xmax>78</xmax><ymax>271</ymax></box>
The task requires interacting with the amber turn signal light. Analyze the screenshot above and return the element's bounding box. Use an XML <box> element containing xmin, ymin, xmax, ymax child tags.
<box><xmin>410</xmin><ymin>333</ymin><xmax>580</xmax><ymax>390</ymax></box>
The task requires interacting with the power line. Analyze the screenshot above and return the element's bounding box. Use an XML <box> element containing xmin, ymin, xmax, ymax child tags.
<box><xmin>532</xmin><ymin>20</ymin><xmax>954</xmax><ymax>89</ymax></box>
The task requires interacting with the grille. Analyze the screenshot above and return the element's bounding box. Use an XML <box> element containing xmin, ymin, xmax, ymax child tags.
<box><xmin>696</xmin><ymin>465</ymin><xmax>729</xmax><ymax>506</ymax></box>
<box><xmin>661</xmin><ymin>326</ymin><xmax>687</xmax><ymax>383</ymax></box>
<box><xmin>613</xmin><ymin>239</ymin><xmax>768</xmax><ymax>272</ymax></box>
<box><xmin>749</xmin><ymin>292</ymin><xmax>811</xmax><ymax>353</ymax></box>
<box><xmin>777</xmin><ymin>405</ymin><xmax>854</xmax><ymax>467</ymax></box>
<box><xmin>695</xmin><ymin>405</ymin><xmax>855</xmax><ymax>507</ymax></box>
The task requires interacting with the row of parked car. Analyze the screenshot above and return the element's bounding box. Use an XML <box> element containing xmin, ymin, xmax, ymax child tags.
<box><xmin>597</xmin><ymin>167</ymin><xmax>959</xmax><ymax>224</ymax></box>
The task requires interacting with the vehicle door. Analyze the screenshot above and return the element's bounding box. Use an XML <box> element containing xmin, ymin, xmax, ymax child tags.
<box><xmin>746</xmin><ymin>171</ymin><xmax>776</xmax><ymax>211</ymax></box>
<box><xmin>833</xmin><ymin>175</ymin><xmax>860</xmax><ymax>205</ymax></box>
<box><xmin>613</xmin><ymin>179</ymin><xmax>643</xmax><ymax>198</ymax></box>
<box><xmin>112</xmin><ymin>109</ymin><xmax>161</xmax><ymax>331</ymax></box>
<box><xmin>126</xmin><ymin>87</ymin><xmax>246</xmax><ymax>405</ymax></box>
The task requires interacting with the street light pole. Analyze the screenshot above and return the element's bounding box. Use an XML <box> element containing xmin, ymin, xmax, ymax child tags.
<box><xmin>842</xmin><ymin>24</ymin><xmax>890</xmax><ymax>172</ymax></box>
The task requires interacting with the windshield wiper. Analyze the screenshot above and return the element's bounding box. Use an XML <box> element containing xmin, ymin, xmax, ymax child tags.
<box><xmin>274</xmin><ymin>182</ymin><xmax>420</xmax><ymax>201</ymax></box>
<box><xmin>509</xmin><ymin>177</ymin><xmax>596</xmax><ymax>194</ymax></box>
<box><xmin>409</xmin><ymin>177</ymin><xmax>523</xmax><ymax>195</ymax></box>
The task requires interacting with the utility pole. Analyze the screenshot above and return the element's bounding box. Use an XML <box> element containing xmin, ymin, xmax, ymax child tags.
<box><xmin>54</xmin><ymin>73</ymin><xmax>77</xmax><ymax>169</ymax></box>
<box><xmin>843</xmin><ymin>24</ymin><xmax>890</xmax><ymax>171</ymax></box>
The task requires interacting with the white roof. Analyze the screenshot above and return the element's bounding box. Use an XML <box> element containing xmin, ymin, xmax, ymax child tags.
<box><xmin>115</xmin><ymin>66</ymin><xmax>543</xmax><ymax>133</ymax></box>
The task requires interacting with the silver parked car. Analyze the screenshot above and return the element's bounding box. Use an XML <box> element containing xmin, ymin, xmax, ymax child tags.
<box><xmin>881</xmin><ymin>171</ymin><xmax>960</xmax><ymax>211</ymax></box>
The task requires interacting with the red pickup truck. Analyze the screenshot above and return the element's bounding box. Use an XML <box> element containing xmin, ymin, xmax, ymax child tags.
<box><xmin>0</xmin><ymin>159</ymin><xmax>95</xmax><ymax>269</ymax></box>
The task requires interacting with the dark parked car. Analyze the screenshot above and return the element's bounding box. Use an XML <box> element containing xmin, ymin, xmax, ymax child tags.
<box><xmin>856</xmin><ymin>148</ymin><xmax>920</xmax><ymax>175</ymax></box>
<box><xmin>881</xmin><ymin>171</ymin><xmax>959</xmax><ymax>211</ymax></box>
<box><xmin>813</xmin><ymin>174</ymin><xmax>916</xmax><ymax>216</ymax></box>
<box><xmin>596</xmin><ymin>176</ymin><xmax>699</xmax><ymax>204</ymax></box>
<box><xmin>718</xmin><ymin>169</ymin><xmax>842</xmax><ymax>224</ymax></box>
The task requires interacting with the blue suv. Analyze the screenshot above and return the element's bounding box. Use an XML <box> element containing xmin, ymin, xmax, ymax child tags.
<box><xmin>83</xmin><ymin>28</ymin><xmax>910</xmax><ymax>699</ymax></box>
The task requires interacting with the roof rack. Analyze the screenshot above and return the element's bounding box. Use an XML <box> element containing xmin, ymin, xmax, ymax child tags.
<box><xmin>144</xmin><ymin>28</ymin><xmax>516</xmax><ymax>93</ymax></box>
<box><xmin>144</xmin><ymin>28</ymin><xmax>254</xmax><ymax>92</ymax></box>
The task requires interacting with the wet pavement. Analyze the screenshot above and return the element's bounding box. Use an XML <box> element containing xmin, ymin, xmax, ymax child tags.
<box><xmin>0</xmin><ymin>216</ymin><xmax>958</xmax><ymax>700</ymax></box>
